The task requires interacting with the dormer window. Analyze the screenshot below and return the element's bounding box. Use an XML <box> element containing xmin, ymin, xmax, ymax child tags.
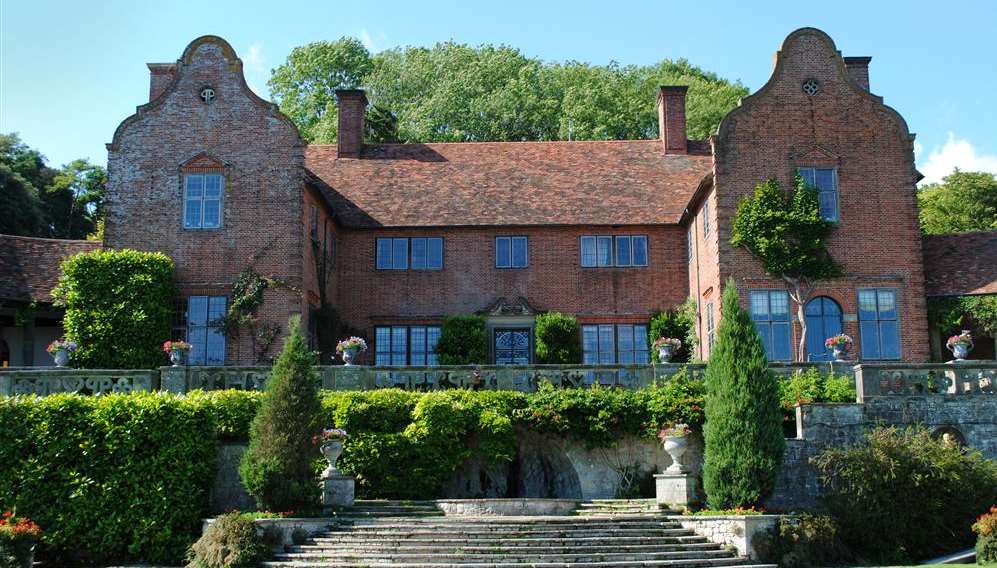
<box><xmin>798</xmin><ymin>167</ymin><xmax>838</xmax><ymax>222</ymax></box>
<box><xmin>184</xmin><ymin>173</ymin><xmax>223</xmax><ymax>229</ymax></box>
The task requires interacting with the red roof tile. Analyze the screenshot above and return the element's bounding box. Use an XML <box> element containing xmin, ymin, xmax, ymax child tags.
<box><xmin>922</xmin><ymin>231</ymin><xmax>997</xmax><ymax>296</ymax></box>
<box><xmin>0</xmin><ymin>235</ymin><xmax>102</xmax><ymax>303</ymax></box>
<box><xmin>305</xmin><ymin>141</ymin><xmax>713</xmax><ymax>227</ymax></box>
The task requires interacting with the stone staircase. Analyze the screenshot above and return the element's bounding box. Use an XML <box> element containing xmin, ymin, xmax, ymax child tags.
<box><xmin>263</xmin><ymin>500</ymin><xmax>774</xmax><ymax>568</ymax></box>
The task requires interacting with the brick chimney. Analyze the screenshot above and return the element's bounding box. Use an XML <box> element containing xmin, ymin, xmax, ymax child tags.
<box><xmin>147</xmin><ymin>63</ymin><xmax>177</xmax><ymax>101</ymax></box>
<box><xmin>657</xmin><ymin>86</ymin><xmax>688</xmax><ymax>154</ymax></box>
<box><xmin>844</xmin><ymin>56</ymin><xmax>871</xmax><ymax>91</ymax></box>
<box><xmin>336</xmin><ymin>89</ymin><xmax>368</xmax><ymax>158</ymax></box>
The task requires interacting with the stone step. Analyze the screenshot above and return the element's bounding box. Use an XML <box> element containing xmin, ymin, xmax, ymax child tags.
<box><xmin>273</xmin><ymin>549</ymin><xmax>735</xmax><ymax>563</ymax></box>
<box><xmin>262</xmin><ymin>559</ymin><xmax>776</xmax><ymax>567</ymax></box>
<box><xmin>307</xmin><ymin>535</ymin><xmax>712</xmax><ymax>547</ymax></box>
<box><xmin>327</xmin><ymin>520</ymin><xmax>685</xmax><ymax>530</ymax></box>
<box><xmin>316</xmin><ymin>527</ymin><xmax>696</xmax><ymax>538</ymax></box>
<box><xmin>287</xmin><ymin>542</ymin><xmax>724</xmax><ymax>555</ymax></box>
<box><xmin>329</xmin><ymin>510</ymin><xmax>446</xmax><ymax>518</ymax></box>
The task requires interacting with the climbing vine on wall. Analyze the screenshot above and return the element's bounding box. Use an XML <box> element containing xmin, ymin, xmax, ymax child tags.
<box><xmin>223</xmin><ymin>269</ymin><xmax>285</xmax><ymax>363</ymax></box>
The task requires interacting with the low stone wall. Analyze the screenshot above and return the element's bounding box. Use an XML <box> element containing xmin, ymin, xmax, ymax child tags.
<box><xmin>202</xmin><ymin>517</ymin><xmax>331</xmax><ymax>547</ymax></box>
<box><xmin>436</xmin><ymin>498</ymin><xmax>578</xmax><ymax>516</ymax></box>
<box><xmin>671</xmin><ymin>515</ymin><xmax>782</xmax><ymax>560</ymax></box>
<box><xmin>0</xmin><ymin>368</ymin><xmax>156</xmax><ymax>395</ymax></box>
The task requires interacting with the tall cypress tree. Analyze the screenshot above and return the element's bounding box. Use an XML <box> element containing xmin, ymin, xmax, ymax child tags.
<box><xmin>239</xmin><ymin>316</ymin><xmax>322</xmax><ymax>510</ymax></box>
<box><xmin>702</xmin><ymin>278</ymin><xmax>785</xmax><ymax>509</ymax></box>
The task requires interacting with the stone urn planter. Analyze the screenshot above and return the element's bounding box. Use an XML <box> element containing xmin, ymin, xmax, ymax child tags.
<box><xmin>946</xmin><ymin>331</ymin><xmax>973</xmax><ymax>362</ymax></box>
<box><xmin>662</xmin><ymin>436</ymin><xmax>688</xmax><ymax>474</ymax></box>
<box><xmin>169</xmin><ymin>349</ymin><xmax>186</xmax><ymax>367</ymax></box>
<box><xmin>52</xmin><ymin>349</ymin><xmax>70</xmax><ymax>368</ymax></box>
<box><xmin>832</xmin><ymin>345</ymin><xmax>848</xmax><ymax>362</ymax></box>
<box><xmin>657</xmin><ymin>345</ymin><xmax>674</xmax><ymax>363</ymax></box>
<box><xmin>319</xmin><ymin>439</ymin><xmax>344</xmax><ymax>477</ymax></box>
<box><xmin>341</xmin><ymin>347</ymin><xmax>358</xmax><ymax>366</ymax></box>
<box><xmin>336</xmin><ymin>336</ymin><xmax>367</xmax><ymax>366</ymax></box>
<box><xmin>653</xmin><ymin>338</ymin><xmax>681</xmax><ymax>364</ymax></box>
<box><xmin>825</xmin><ymin>334</ymin><xmax>853</xmax><ymax>363</ymax></box>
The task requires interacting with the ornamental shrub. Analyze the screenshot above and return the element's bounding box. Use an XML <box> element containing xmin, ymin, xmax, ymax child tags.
<box><xmin>52</xmin><ymin>248</ymin><xmax>175</xmax><ymax>368</ymax></box>
<box><xmin>754</xmin><ymin>514</ymin><xmax>853</xmax><ymax>568</ymax></box>
<box><xmin>813</xmin><ymin>426</ymin><xmax>997</xmax><ymax>563</ymax></box>
<box><xmin>976</xmin><ymin>506</ymin><xmax>997</xmax><ymax>565</ymax></box>
<box><xmin>186</xmin><ymin>512</ymin><xmax>268</xmax><ymax>568</ymax></box>
<box><xmin>0</xmin><ymin>393</ymin><xmax>217</xmax><ymax>566</ymax></box>
<box><xmin>436</xmin><ymin>315</ymin><xmax>488</xmax><ymax>364</ymax></box>
<box><xmin>649</xmin><ymin>300</ymin><xmax>697</xmax><ymax>363</ymax></box>
<box><xmin>534</xmin><ymin>312</ymin><xmax>581</xmax><ymax>363</ymax></box>
<box><xmin>777</xmin><ymin>368</ymin><xmax>856</xmax><ymax>435</ymax></box>
<box><xmin>239</xmin><ymin>316</ymin><xmax>322</xmax><ymax>511</ymax></box>
<box><xmin>702</xmin><ymin>279</ymin><xmax>784</xmax><ymax>509</ymax></box>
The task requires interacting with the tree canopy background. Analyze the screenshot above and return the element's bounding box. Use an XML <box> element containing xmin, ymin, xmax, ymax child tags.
<box><xmin>0</xmin><ymin>133</ymin><xmax>106</xmax><ymax>239</ymax></box>
<box><xmin>267</xmin><ymin>37</ymin><xmax>749</xmax><ymax>144</ymax></box>
<box><xmin>918</xmin><ymin>170</ymin><xmax>997</xmax><ymax>235</ymax></box>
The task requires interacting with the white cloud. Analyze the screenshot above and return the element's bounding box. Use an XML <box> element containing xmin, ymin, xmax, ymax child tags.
<box><xmin>360</xmin><ymin>29</ymin><xmax>375</xmax><ymax>51</ymax></box>
<box><xmin>917</xmin><ymin>132</ymin><xmax>997</xmax><ymax>185</ymax></box>
<box><xmin>245</xmin><ymin>42</ymin><xmax>265</xmax><ymax>71</ymax></box>
<box><xmin>243</xmin><ymin>42</ymin><xmax>267</xmax><ymax>98</ymax></box>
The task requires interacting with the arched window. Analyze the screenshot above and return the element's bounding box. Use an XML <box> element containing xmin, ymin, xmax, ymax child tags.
<box><xmin>805</xmin><ymin>296</ymin><xmax>843</xmax><ymax>362</ymax></box>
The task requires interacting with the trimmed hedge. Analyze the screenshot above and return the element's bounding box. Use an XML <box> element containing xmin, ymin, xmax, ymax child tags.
<box><xmin>436</xmin><ymin>315</ymin><xmax>488</xmax><ymax>364</ymax></box>
<box><xmin>0</xmin><ymin>393</ymin><xmax>217</xmax><ymax>566</ymax></box>
<box><xmin>52</xmin><ymin>249</ymin><xmax>175</xmax><ymax>369</ymax></box>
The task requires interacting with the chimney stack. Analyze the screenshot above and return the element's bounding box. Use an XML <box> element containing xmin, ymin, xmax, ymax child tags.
<box><xmin>147</xmin><ymin>63</ymin><xmax>177</xmax><ymax>101</ymax></box>
<box><xmin>336</xmin><ymin>89</ymin><xmax>368</xmax><ymax>158</ymax></box>
<box><xmin>657</xmin><ymin>86</ymin><xmax>688</xmax><ymax>154</ymax></box>
<box><xmin>843</xmin><ymin>56</ymin><xmax>871</xmax><ymax>91</ymax></box>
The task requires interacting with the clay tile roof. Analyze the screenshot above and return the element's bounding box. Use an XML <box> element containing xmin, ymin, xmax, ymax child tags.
<box><xmin>0</xmin><ymin>234</ymin><xmax>102</xmax><ymax>303</ymax></box>
<box><xmin>922</xmin><ymin>231</ymin><xmax>997</xmax><ymax>297</ymax></box>
<box><xmin>305</xmin><ymin>141</ymin><xmax>713</xmax><ymax>228</ymax></box>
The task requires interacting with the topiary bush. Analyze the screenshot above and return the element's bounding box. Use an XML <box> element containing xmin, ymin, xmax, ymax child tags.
<box><xmin>52</xmin><ymin>248</ymin><xmax>175</xmax><ymax>369</ymax></box>
<box><xmin>813</xmin><ymin>426</ymin><xmax>997</xmax><ymax>563</ymax></box>
<box><xmin>702</xmin><ymin>279</ymin><xmax>784</xmax><ymax>509</ymax></box>
<box><xmin>436</xmin><ymin>315</ymin><xmax>488</xmax><ymax>364</ymax></box>
<box><xmin>0</xmin><ymin>393</ymin><xmax>217</xmax><ymax>566</ymax></box>
<box><xmin>186</xmin><ymin>512</ymin><xmax>268</xmax><ymax>568</ymax></box>
<box><xmin>239</xmin><ymin>316</ymin><xmax>322</xmax><ymax>511</ymax></box>
<box><xmin>534</xmin><ymin>312</ymin><xmax>581</xmax><ymax>364</ymax></box>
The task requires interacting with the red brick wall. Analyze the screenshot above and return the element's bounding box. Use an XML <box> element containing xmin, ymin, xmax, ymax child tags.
<box><xmin>705</xmin><ymin>28</ymin><xmax>928</xmax><ymax>362</ymax></box>
<box><xmin>332</xmin><ymin>225</ymin><xmax>690</xmax><ymax>339</ymax></box>
<box><xmin>105</xmin><ymin>36</ymin><xmax>306</xmax><ymax>364</ymax></box>
<box><xmin>686</xmin><ymin>184</ymin><xmax>721</xmax><ymax>361</ymax></box>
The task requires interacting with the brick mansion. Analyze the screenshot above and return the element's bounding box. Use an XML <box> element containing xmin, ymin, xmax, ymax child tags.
<box><xmin>2</xmin><ymin>27</ymin><xmax>995</xmax><ymax>367</ymax></box>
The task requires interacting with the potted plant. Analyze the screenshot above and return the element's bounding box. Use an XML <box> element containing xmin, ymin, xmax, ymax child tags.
<box><xmin>657</xmin><ymin>423</ymin><xmax>692</xmax><ymax>474</ymax></box>
<box><xmin>653</xmin><ymin>337</ymin><xmax>682</xmax><ymax>363</ymax></box>
<box><xmin>946</xmin><ymin>330</ymin><xmax>974</xmax><ymax>362</ymax></box>
<box><xmin>824</xmin><ymin>334</ymin><xmax>853</xmax><ymax>362</ymax></box>
<box><xmin>336</xmin><ymin>336</ymin><xmax>367</xmax><ymax>366</ymax></box>
<box><xmin>313</xmin><ymin>428</ymin><xmax>348</xmax><ymax>477</ymax></box>
<box><xmin>0</xmin><ymin>510</ymin><xmax>42</xmax><ymax>568</ymax></box>
<box><xmin>45</xmin><ymin>339</ymin><xmax>77</xmax><ymax>368</ymax></box>
<box><xmin>162</xmin><ymin>340</ymin><xmax>192</xmax><ymax>367</ymax></box>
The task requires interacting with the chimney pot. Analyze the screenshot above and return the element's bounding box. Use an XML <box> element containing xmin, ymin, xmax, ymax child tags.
<box><xmin>844</xmin><ymin>56</ymin><xmax>872</xmax><ymax>91</ymax></box>
<box><xmin>147</xmin><ymin>63</ymin><xmax>177</xmax><ymax>101</ymax></box>
<box><xmin>657</xmin><ymin>86</ymin><xmax>688</xmax><ymax>155</ymax></box>
<box><xmin>336</xmin><ymin>89</ymin><xmax>368</xmax><ymax>158</ymax></box>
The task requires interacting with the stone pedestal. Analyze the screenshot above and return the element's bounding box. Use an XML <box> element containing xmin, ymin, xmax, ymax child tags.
<box><xmin>160</xmin><ymin>366</ymin><xmax>187</xmax><ymax>393</ymax></box>
<box><xmin>655</xmin><ymin>473</ymin><xmax>698</xmax><ymax>508</ymax></box>
<box><xmin>321</xmin><ymin>474</ymin><xmax>355</xmax><ymax>507</ymax></box>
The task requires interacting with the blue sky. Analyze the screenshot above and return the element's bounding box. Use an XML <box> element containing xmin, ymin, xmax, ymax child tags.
<box><xmin>2</xmin><ymin>0</ymin><xmax>995</xmax><ymax>184</ymax></box>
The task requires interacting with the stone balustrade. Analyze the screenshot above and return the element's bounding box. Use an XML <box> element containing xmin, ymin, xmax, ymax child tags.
<box><xmin>853</xmin><ymin>362</ymin><xmax>996</xmax><ymax>401</ymax></box>
<box><xmin>1</xmin><ymin>360</ymin><xmax>861</xmax><ymax>396</ymax></box>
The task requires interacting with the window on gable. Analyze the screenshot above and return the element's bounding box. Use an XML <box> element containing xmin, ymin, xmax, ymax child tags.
<box><xmin>798</xmin><ymin>167</ymin><xmax>839</xmax><ymax>222</ymax></box>
<box><xmin>183</xmin><ymin>173</ymin><xmax>223</xmax><ymax>229</ymax></box>
<box><xmin>186</xmin><ymin>295</ymin><xmax>226</xmax><ymax>365</ymax></box>
<box><xmin>375</xmin><ymin>325</ymin><xmax>441</xmax><ymax>366</ymax></box>
<box><xmin>858</xmin><ymin>288</ymin><xmax>900</xmax><ymax>360</ymax></box>
<box><xmin>749</xmin><ymin>289</ymin><xmax>793</xmax><ymax>361</ymax></box>
<box><xmin>702</xmin><ymin>200</ymin><xmax>711</xmax><ymax>238</ymax></box>
<box><xmin>580</xmin><ymin>235</ymin><xmax>648</xmax><ymax>268</ymax></box>
<box><xmin>496</xmin><ymin>236</ymin><xmax>528</xmax><ymax>268</ymax></box>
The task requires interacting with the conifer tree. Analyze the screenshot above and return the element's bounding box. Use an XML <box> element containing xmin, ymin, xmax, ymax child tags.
<box><xmin>239</xmin><ymin>316</ymin><xmax>322</xmax><ymax>511</ymax></box>
<box><xmin>702</xmin><ymin>279</ymin><xmax>785</xmax><ymax>509</ymax></box>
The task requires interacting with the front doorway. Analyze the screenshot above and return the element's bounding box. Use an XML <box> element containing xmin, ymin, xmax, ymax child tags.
<box><xmin>494</xmin><ymin>328</ymin><xmax>531</xmax><ymax>364</ymax></box>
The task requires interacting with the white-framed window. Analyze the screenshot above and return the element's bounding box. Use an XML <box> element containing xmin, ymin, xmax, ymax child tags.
<box><xmin>375</xmin><ymin>325</ymin><xmax>441</xmax><ymax>366</ymax></box>
<box><xmin>186</xmin><ymin>295</ymin><xmax>227</xmax><ymax>365</ymax></box>
<box><xmin>581</xmin><ymin>324</ymin><xmax>649</xmax><ymax>364</ymax></box>
<box><xmin>376</xmin><ymin>237</ymin><xmax>443</xmax><ymax>270</ymax></box>
<box><xmin>706</xmin><ymin>302</ymin><xmax>715</xmax><ymax>351</ymax></box>
<box><xmin>496</xmin><ymin>236</ymin><xmax>528</xmax><ymax>268</ymax></box>
<box><xmin>580</xmin><ymin>235</ymin><xmax>648</xmax><ymax>268</ymax></box>
<box><xmin>749</xmin><ymin>289</ymin><xmax>793</xmax><ymax>361</ymax></box>
<box><xmin>858</xmin><ymin>288</ymin><xmax>900</xmax><ymax>360</ymax></box>
<box><xmin>702</xmin><ymin>200</ymin><xmax>711</xmax><ymax>238</ymax></box>
<box><xmin>798</xmin><ymin>167</ymin><xmax>839</xmax><ymax>222</ymax></box>
<box><xmin>183</xmin><ymin>173</ymin><xmax>223</xmax><ymax>229</ymax></box>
